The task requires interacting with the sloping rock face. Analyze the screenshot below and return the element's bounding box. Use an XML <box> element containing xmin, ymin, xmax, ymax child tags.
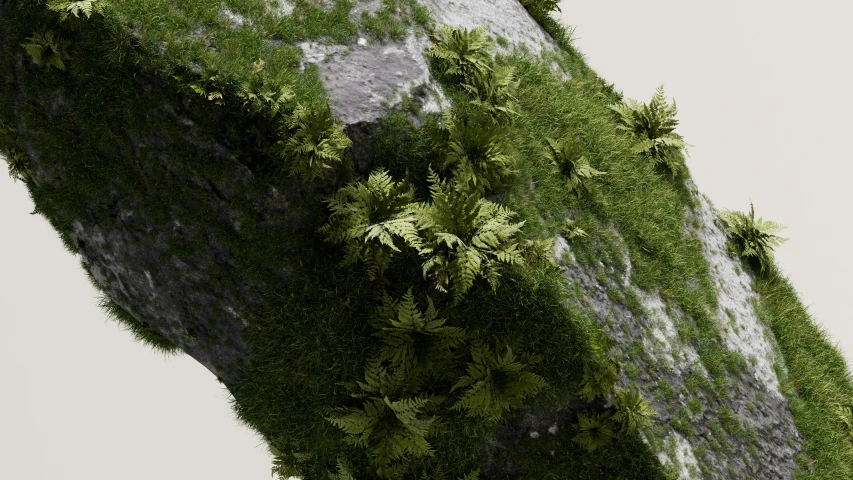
<box><xmin>1</xmin><ymin>0</ymin><xmax>804</xmax><ymax>478</ymax></box>
<box><xmin>544</xmin><ymin>182</ymin><xmax>801</xmax><ymax>479</ymax></box>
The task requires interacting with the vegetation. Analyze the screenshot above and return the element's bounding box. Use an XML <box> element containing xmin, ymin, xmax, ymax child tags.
<box><xmin>280</xmin><ymin>102</ymin><xmax>352</xmax><ymax>181</ymax></box>
<box><xmin>544</xmin><ymin>136</ymin><xmax>606</xmax><ymax>196</ymax></box>
<box><xmin>718</xmin><ymin>202</ymin><xmax>787</xmax><ymax>275</ymax></box>
<box><xmin>22</xmin><ymin>30</ymin><xmax>68</xmax><ymax>70</ymax></box>
<box><xmin>4</xmin><ymin>1</ymin><xmax>852</xmax><ymax>478</ymax></box>
<box><xmin>319</xmin><ymin>169</ymin><xmax>421</xmax><ymax>280</ymax></box>
<box><xmin>609</xmin><ymin>86</ymin><xmax>691</xmax><ymax>177</ymax></box>
<box><xmin>426</xmin><ymin>25</ymin><xmax>493</xmax><ymax>80</ymax></box>
<box><xmin>414</xmin><ymin>172</ymin><xmax>526</xmax><ymax>303</ymax></box>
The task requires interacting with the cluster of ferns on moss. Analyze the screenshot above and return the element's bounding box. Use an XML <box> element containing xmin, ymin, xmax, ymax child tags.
<box><xmin>313</xmin><ymin>26</ymin><xmax>556</xmax><ymax>479</ymax></box>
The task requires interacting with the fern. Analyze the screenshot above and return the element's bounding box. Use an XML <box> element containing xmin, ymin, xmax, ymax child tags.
<box><xmin>462</xmin><ymin>65</ymin><xmax>519</xmax><ymax>125</ymax></box>
<box><xmin>47</xmin><ymin>0</ymin><xmax>104</xmax><ymax>20</ymax></box>
<box><xmin>236</xmin><ymin>68</ymin><xmax>294</xmax><ymax>118</ymax></box>
<box><xmin>22</xmin><ymin>31</ymin><xmax>68</xmax><ymax>71</ymax></box>
<box><xmin>327</xmin><ymin>394</ymin><xmax>442</xmax><ymax>479</ymax></box>
<box><xmin>328</xmin><ymin>458</ymin><xmax>357</xmax><ymax>480</ymax></box>
<box><xmin>426</xmin><ymin>25</ymin><xmax>493</xmax><ymax>81</ymax></box>
<box><xmin>441</xmin><ymin>112</ymin><xmax>514</xmax><ymax>194</ymax></box>
<box><xmin>414</xmin><ymin>171</ymin><xmax>525</xmax><ymax>303</ymax></box>
<box><xmin>2</xmin><ymin>148</ymin><xmax>31</xmax><ymax>183</ymax></box>
<box><xmin>319</xmin><ymin>169</ymin><xmax>422</xmax><ymax>280</ymax></box>
<box><xmin>609</xmin><ymin>85</ymin><xmax>691</xmax><ymax>177</ymax></box>
<box><xmin>562</xmin><ymin>218</ymin><xmax>588</xmax><ymax>240</ymax></box>
<box><xmin>280</xmin><ymin>102</ymin><xmax>352</xmax><ymax>181</ymax></box>
<box><xmin>519</xmin><ymin>238</ymin><xmax>557</xmax><ymax>267</ymax></box>
<box><xmin>544</xmin><ymin>137</ymin><xmax>606</xmax><ymax>196</ymax></box>
<box><xmin>611</xmin><ymin>387</ymin><xmax>657</xmax><ymax>435</ymax></box>
<box><xmin>577</xmin><ymin>361</ymin><xmax>619</xmax><ymax>402</ymax></box>
<box><xmin>571</xmin><ymin>410</ymin><xmax>616</xmax><ymax>452</ymax></box>
<box><xmin>450</xmin><ymin>341</ymin><xmax>547</xmax><ymax>422</ymax></box>
<box><xmin>370</xmin><ymin>289</ymin><xmax>468</xmax><ymax>388</ymax></box>
<box><xmin>519</xmin><ymin>0</ymin><xmax>561</xmax><ymax>19</ymax></box>
<box><xmin>837</xmin><ymin>404</ymin><xmax>853</xmax><ymax>442</ymax></box>
<box><xmin>717</xmin><ymin>202</ymin><xmax>787</xmax><ymax>274</ymax></box>
<box><xmin>268</xmin><ymin>436</ymin><xmax>313</xmax><ymax>479</ymax></box>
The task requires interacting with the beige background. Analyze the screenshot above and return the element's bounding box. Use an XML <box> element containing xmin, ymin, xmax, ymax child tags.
<box><xmin>1</xmin><ymin>1</ymin><xmax>851</xmax><ymax>477</ymax></box>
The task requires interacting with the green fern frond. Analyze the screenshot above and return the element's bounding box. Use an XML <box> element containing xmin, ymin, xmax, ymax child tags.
<box><xmin>562</xmin><ymin>218</ymin><xmax>588</xmax><ymax>240</ymax></box>
<box><xmin>326</xmin><ymin>394</ymin><xmax>441</xmax><ymax>479</ymax></box>
<box><xmin>426</xmin><ymin>25</ymin><xmax>493</xmax><ymax>80</ymax></box>
<box><xmin>22</xmin><ymin>31</ymin><xmax>68</xmax><ymax>71</ymax></box>
<box><xmin>462</xmin><ymin>65</ymin><xmax>519</xmax><ymax>125</ymax></box>
<box><xmin>572</xmin><ymin>410</ymin><xmax>616</xmax><ymax>452</ymax></box>
<box><xmin>717</xmin><ymin>202</ymin><xmax>787</xmax><ymax>274</ymax></box>
<box><xmin>236</xmin><ymin>69</ymin><xmax>294</xmax><ymax>118</ymax></box>
<box><xmin>328</xmin><ymin>458</ymin><xmax>357</xmax><ymax>480</ymax></box>
<box><xmin>441</xmin><ymin>111</ymin><xmax>514</xmax><ymax>194</ymax></box>
<box><xmin>2</xmin><ymin>148</ymin><xmax>31</xmax><ymax>183</ymax></box>
<box><xmin>370</xmin><ymin>289</ymin><xmax>468</xmax><ymax>386</ymax></box>
<box><xmin>519</xmin><ymin>238</ymin><xmax>557</xmax><ymax>267</ymax></box>
<box><xmin>577</xmin><ymin>361</ymin><xmax>619</xmax><ymax>401</ymax></box>
<box><xmin>415</xmin><ymin>172</ymin><xmax>525</xmax><ymax>303</ymax></box>
<box><xmin>612</xmin><ymin>387</ymin><xmax>657</xmax><ymax>435</ymax></box>
<box><xmin>320</xmin><ymin>169</ymin><xmax>421</xmax><ymax>279</ymax></box>
<box><xmin>609</xmin><ymin>85</ymin><xmax>692</xmax><ymax>177</ymax></box>
<box><xmin>450</xmin><ymin>341</ymin><xmax>547</xmax><ymax>422</ymax></box>
<box><xmin>47</xmin><ymin>0</ymin><xmax>104</xmax><ymax>20</ymax></box>
<box><xmin>280</xmin><ymin>102</ymin><xmax>352</xmax><ymax>181</ymax></box>
<box><xmin>519</xmin><ymin>0</ymin><xmax>561</xmax><ymax>19</ymax></box>
<box><xmin>544</xmin><ymin>137</ymin><xmax>606</xmax><ymax>195</ymax></box>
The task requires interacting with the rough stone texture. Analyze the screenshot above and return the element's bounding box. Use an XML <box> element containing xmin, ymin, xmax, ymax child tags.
<box><xmin>540</xmin><ymin>181</ymin><xmax>802</xmax><ymax>479</ymax></box>
<box><xmin>304</xmin><ymin>0</ymin><xmax>569</xmax><ymax>124</ymax></box>
<box><xmin>300</xmin><ymin>33</ymin><xmax>443</xmax><ymax>124</ymax></box>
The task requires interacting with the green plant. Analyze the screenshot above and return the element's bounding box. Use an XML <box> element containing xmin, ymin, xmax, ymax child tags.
<box><xmin>519</xmin><ymin>238</ymin><xmax>557</xmax><ymax>267</ymax></box>
<box><xmin>369</xmin><ymin>289</ymin><xmax>468</xmax><ymax>388</ymax></box>
<box><xmin>319</xmin><ymin>169</ymin><xmax>421</xmax><ymax>279</ymax></box>
<box><xmin>22</xmin><ymin>30</ymin><xmax>68</xmax><ymax>70</ymax></box>
<box><xmin>544</xmin><ymin>137</ymin><xmax>606</xmax><ymax>195</ymax></box>
<box><xmin>47</xmin><ymin>0</ymin><xmax>104</xmax><ymax>20</ymax></box>
<box><xmin>461</xmin><ymin>65</ymin><xmax>519</xmax><ymax>125</ymax></box>
<box><xmin>577</xmin><ymin>360</ymin><xmax>619</xmax><ymax>401</ymax></box>
<box><xmin>450</xmin><ymin>340</ymin><xmax>547</xmax><ymax>422</ymax></box>
<box><xmin>572</xmin><ymin>410</ymin><xmax>616</xmax><ymax>452</ymax></box>
<box><xmin>562</xmin><ymin>218</ymin><xmax>588</xmax><ymax>239</ymax></box>
<box><xmin>717</xmin><ymin>202</ymin><xmax>787</xmax><ymax>274</ymax></box>
<box><xmin>426</xmin><ymin>25</ymin><xmax>493</xmax><ymax>80</ymax></box>
<box><xmin>279</xmin><ymin>102</ymin><xmax>352</xmax><ymax>181</ymax></box>
<box><xmin>609</xmin><ymin>86</ymin><xmax>691</xmax><ymax>177</ymax></box>
<box><xmin>328</xmin><ymin>458</ymin><xmax>357</xmax><ymax>480</ymax></box>
<box><xmin>612</xmin><ymin>387</ymin><xmax>657</xmax><ymax>435</ymax></box>
<box><xmin>2</xmin><ymin>148</ymin><xmax>31</xmax><ymax>183</ymax></box>
<box><xmin>236</xmin><ymin>60</ymin><xmax>295</xmax><ymax>118</ymax></box>
<box><xmin>441</xmin><ymin>111</ymin><xmax>514</xmax><ymax>194</ymax></box>
<box><xmin>836</xmin><ymin>404</ymin><xmax>853</xmax><ymax>441</ymax></box>
<box><xmin>519</xmin><ymin>0</ymin><xmax>561</xmax><ymax>19</ymax></box>
<box><xmin>327</xmin><ymin>393</ymin><xmax>443</xmax><ymax>478</ymax></box>
<box><xmin>414</xmin><ymin>171</ymin><xmax>525</xmax><ymax>302</ymax></box>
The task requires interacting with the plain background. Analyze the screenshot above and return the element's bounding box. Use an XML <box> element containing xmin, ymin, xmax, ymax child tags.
<box><xmin>1</xmin><ymin>1</ymin><xmax>851</xmax><ymax>477</ymax></box>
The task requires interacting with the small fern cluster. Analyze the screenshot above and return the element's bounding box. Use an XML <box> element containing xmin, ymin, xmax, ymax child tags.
<box><xmin>326</xmin><ymin>290</ymin><xmax>546</xmax><ymax>478</ymax></box>
<box><xmin>519</xmin><ymin>0</ymin><xmax>562</xmax><ymax>20</ymax></box>
<box><xmin>429</xmin><ymin>25</ymin><xmax>521</xmax><ymax>194</ymax></box>
<box><xmin>322</xmin><ymin>169</ymin><xmax>526</xmax><ymax>303</ymax></box>
<box><xmin>544</xmin><ymin>136</ymin><xmax>606</xmax><ymax>196</ymax></box>
<box><xmin>717</xmin><ymin>202</ymin><xmax>787</xmax><ymax>275</ymax></box>
<box><xmin>570</xmin><ymin>331</ymin><xmax>656</xmax><ymax>452</ymax></box>
<box><xmin>279</xmin><ymin>102</ymin><xmax>352</xmax><ymax>181</ymax></box>
<box><xmin>609</xmin><ymin>85</ymin><xmax>692</xmax><ymax>177</ymax></box>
